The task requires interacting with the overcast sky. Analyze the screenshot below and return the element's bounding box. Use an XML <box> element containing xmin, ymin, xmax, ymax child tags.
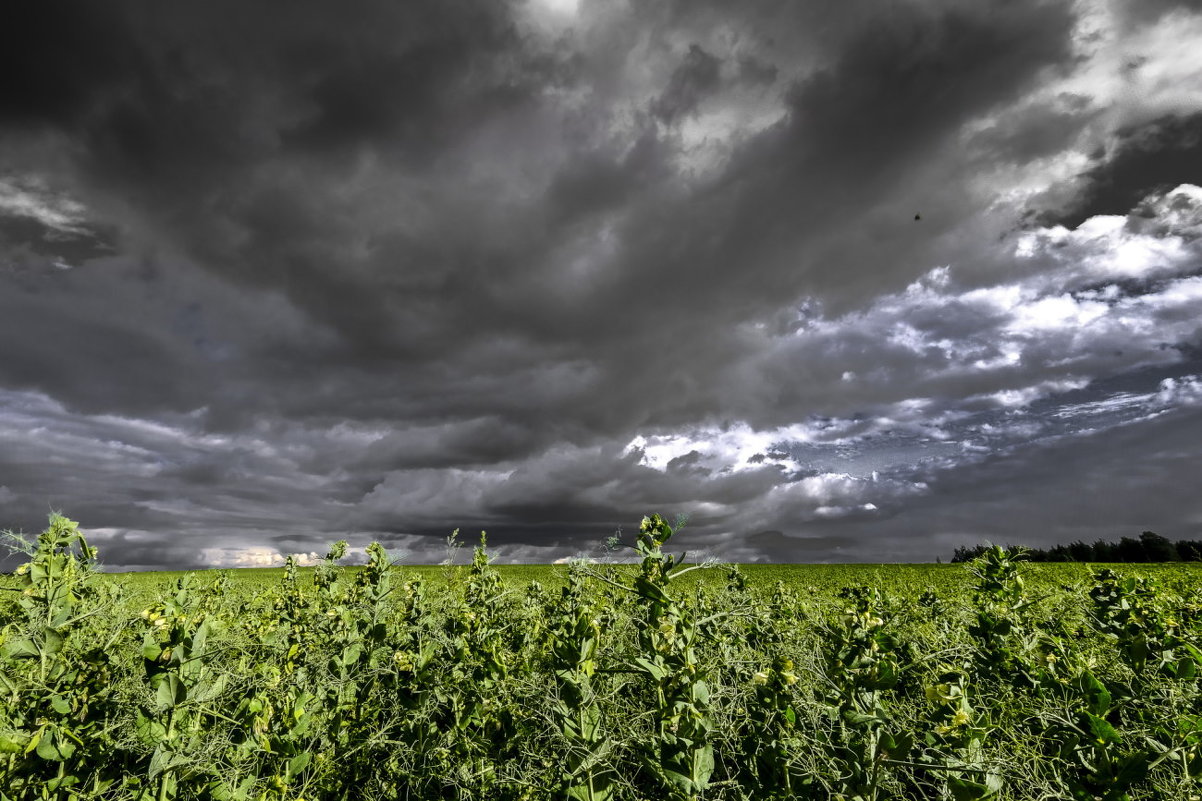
<box><xmin>2</xmin><ymin>0</ymin><xmax>1202</xmax><ymax>569</ymax></box>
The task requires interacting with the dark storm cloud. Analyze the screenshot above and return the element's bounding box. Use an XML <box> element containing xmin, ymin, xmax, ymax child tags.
<box><xmin>0</xmin><ymin>4</ymin><xmax>139</xmax><ymax>127</ymax></box>
<box><xmin>651</xmin><ymin>44</ymin><xmax>723</xmax><ymax>124</ymax></box>
<box><xmin>3</xmin><ymin>0</ymin><xmax>545</xmax><ymax>360</ymax></box>
<box><xmin>1051</xmin><ymin>112</ymin><xmax>1202</xmax><ymax>228</ymax></box>
<box><xmin>3</xmin><ymin>1</ymin><xmax>1202</xmax><ymax>568</ymax></box>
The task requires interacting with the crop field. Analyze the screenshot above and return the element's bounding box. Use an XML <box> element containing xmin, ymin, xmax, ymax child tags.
<box><xmin>3</xmin><ymin>515</ymin><xmax>1202</xmax><ymax>800</ymax></box>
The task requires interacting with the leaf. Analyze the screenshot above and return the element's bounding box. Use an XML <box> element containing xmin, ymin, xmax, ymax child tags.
<box><xmin>148</xmin><ymin>744</ymin><xmax>171</xmax><ymax>779</ymax></box>
<box><xmin>1084</xmin><ymin>712</ymin><xmax>1122</xmax><ymax>745</ymax></box>
<box><xmin>844</xmin><ymin>710</ymin><xmax>886</xmax><ymax>726</ymax></box>
<box><xmin>882</xmin><ymin>731</ymin><xmax>914</xmax><ymax>760</ymax></box>
<box><xmin>634</xmin><ymin>577</ymin><xmax>671</xmax><ymax>605</ymax></box>
<box><xmin>142</xmin><ymin>632</ymin><xmax>163</xmax><ymax>662</ymax></box>
<box><xmin>418</xmin><ymin>640</ymin><xmax>436</xmax><ymax>670</ymax></box>
<box><xmin>287</xmin><ymin>752</ymin><xmax>311</xmax><ymax>778</ymax></box>
<box><xmin>690</xmin><ymin>743</ymin><xmax>715</xmax><ymax>789</ymax></box>
<box><xmin>0</xmin><ymin>732</ymin><xmax>30</xmax><ymax>754</ymax></box>
<box><xmin>43</xmin><ymin>628</ymin><xmax>65</xmax><ymax>656</ymax></box>
<box><xmin>1075</xmin><ymin>672</ymin><xmax>1111</xmax><ymax>716</ymax></box>
<box><xmin>3</xmin><ymin>638</ymin><xmax>39</xmax><ymax>659</ymax></box>
<box><xmin>43</xmin><ymin>774</ymin><xmax>79</xmax><ymax>792</ymax></box>
<box><xmin>632</xmin><ymin>657</ymin><xmax>666</xmax><ymax>681</ymax></box>
<box><xmin>135</xmin><ymin>712</ymin><xmax>169</xmax><ymax>746</ymax></box>
<box><xmin>947</xmin><ymin>774</ymin><xmax>995</xmax><ymax>801</ymax></box>
<box><xmin>156</xmin><ymin>674</ymin><xmax>187</xmax><ymax>709</ymax></box>
<box><xmin>191</xmin><ymin>619</ymin><xmax>209</xmax><ymax>655</ymax></box>
<box><xmin>35</xmin><ymin>728</ymin><xmax>75</xmax><ymax>762</ymax></box>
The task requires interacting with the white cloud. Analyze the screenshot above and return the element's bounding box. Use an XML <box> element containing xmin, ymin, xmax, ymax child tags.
<box><xmin>625</xmin><ymin>424</ymin><xmax>811</xmax><ymax>472</ymax></box>
<box><xmin>762</xmin><ymin>186</ymin><xmax>1202</xmax><ymax>399</ymax></box>
<box><xmin>1156</xmin><ymin>375</ymin><xmax>1202</xmax><ymax>407</ymax></box>
<box><xmin>199</xmin><ymin>546</ymin><xmax>306</xmax><ymax>568</ymax></box>
<box><xmin>0</xmin><ymin>175</ymin><xmax>91</xmax><ymax>236</ymax></box>
<box><xmin>964</xmin><ymin>8</ymin><xmax>1202</xmax><ymax>211</ymax></box>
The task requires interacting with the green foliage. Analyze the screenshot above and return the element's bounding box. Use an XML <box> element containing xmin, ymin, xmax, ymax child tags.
<box><xmin>0</xmin><ymin>514</ymin><xmax>124</xmax><ymax>800</ymax></box>
<box><xmin>3</xmin><ymin>517</ymin><xmax>1202</xmax><ymax>800</ymax></box>
<box><xmin>818</xmin><ymin>585</ymin><xmax>912</xmax><ymax>801</ymax></box>
<box><xmin>626</xmin><ymin>514</ymin><xmax>718</xmax><ymax>801</ymax></box>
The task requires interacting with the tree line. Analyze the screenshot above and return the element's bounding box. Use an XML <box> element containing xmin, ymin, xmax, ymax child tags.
<box><xmin>950</xmin><ymin>530</ymin><xmax>1202</xmax><ymax>563</ymax></box>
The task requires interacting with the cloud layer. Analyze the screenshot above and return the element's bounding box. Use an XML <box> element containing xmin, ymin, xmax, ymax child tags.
<box><xmin>2</xmin><ymin>0</ymin><xmax>1202</xmax><ymax>568</ymax></box>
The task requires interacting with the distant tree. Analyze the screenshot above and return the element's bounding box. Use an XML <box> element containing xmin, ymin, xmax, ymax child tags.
<box><xmin>1139</xmin><ymin>531</ymin><xmax>1179</xmax><ymax>562</ymax></box>
<box><xmin>948</xmin><ymin>532</ymin><xmax>1202</xmax><ymax>563</ymax></box>
<box><xmin>951</xmin><ymin>544</ymin><xmax>989</xmax><ymax>563</ymax></box>
<box><xmin>1068</xmin><ymin>540</ymin><xmax>1094</xmax><ymax>562</ymax></box>
<box><xmin>1116</xmin><ymin>536</ymin><xmax>1146</xmax><ymax>563</ymax></box>
<box><xmin>1045</xmin><ymin>544</ymin><xmax>1071</xmax><ymax>562</ymax></box>
<box><xmin>1178</xmin><ymin>541</ymin><xmax>1202</xmax><ymax>562</ymax></box>
<box><xmin>1092</xmin><ymin>539</ymin><xmax>1118</xmax><ymax>562</ymax></box>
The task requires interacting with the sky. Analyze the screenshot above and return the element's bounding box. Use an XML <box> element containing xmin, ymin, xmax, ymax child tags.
<box><xmin>2</xmin><ymin>0</ymin><xmax>1202</xmax><ymax>569</ymax></box>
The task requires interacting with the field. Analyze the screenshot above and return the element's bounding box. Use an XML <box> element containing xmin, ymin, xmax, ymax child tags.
<box><xmin>3</xmin><ymin>516</ymin><xmax>1202</xmax><ymax>800</ymax></box>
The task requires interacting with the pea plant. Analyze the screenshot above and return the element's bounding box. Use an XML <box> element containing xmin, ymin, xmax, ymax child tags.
<box><xmin>546</xmin><ymin>560</ymin><xmax>616</xmax><ymax>801</ymax></box>
<box><xmin>626</xmin><ymin>514</ymin><xmax>718</xmax><ymax>801</ymax></box>
<box><xmin>966</xmin><ymin>546</ymin><xmax>1038</xmax><ymax>690</ymax></box>
<box><xmin>818</xmin><ymin>585</ymin><xmax>912</xmax><ymax>801</ymax></box>
<box><xmin>137</xmin><ymin>574</ymin><xmax>228</xmax><ymax>801</ymax></box>
<box><xmin>0</xmin><ymin>515</ymin><xmax>122</xmax><ymax>799</ymax></box>
<box><xmin>4</xmin><ymin>514</ymin><xmax>1202</xmax><ymax>800</ymax></box>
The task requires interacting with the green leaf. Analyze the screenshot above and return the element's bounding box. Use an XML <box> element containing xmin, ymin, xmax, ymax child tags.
<box><xmin>634</xmin><ymin>577</ymin><xmax>671</xmax><ymax>605</ymax></box>
<box><xmin>1076</xmin><ymin>672</ymin><xmax>1111</xmax><ymax>716</ymax></box>
<box><xmin>148</xmin><ymin>744</ymin><xmax>171</xmax><ymax>779</ymax></box>
<box><xmin>43</xmin><ymin>628</ymin><xmax>65</xmax><ymax>656</ymax></box>
<box><xmin>142</xmin><ymin>633</ymin><xmax>163</xmax><ymax>662</ymax></box>
<box><xmin>43</xmin><ymin>774</ymin><xmax>79</xmax><ymax>792</ymax></box>
<box><xmin>287</xmin><ymin>752</ymin><xmax>311</xmax><ymax>778</ymax></box>
<box><xmin>49</xmin><ymin>695</ymin><xmax>71</xmax><ymax>715</ymax></box>
<box><xmin>191</xmin><ymin>619</ymin><xmax>209</xmax><ymax>654</ymax></box>
<box><xmin>135</xmin><ymin>712</ymin><xmax>169</xmax><ymax>746</ymax></box>
<box><xmin>882</xmin><ymin>731</ymin><xmax>914</xmax><ymax>760</ymax></box>
<box><xmin>844</xmin><ymin>710</ymin><xmax>886</xmax><ymax>726</ymax></box>
<box><xmin>1084</xmin><ymin>712</ymin><xmax>1122</xmax><ymax>745</ymax></box>
<box><xmin>947</xmin><ymin>774</ymin><xmax>995</xmax><ymax>801</ymax></box>
<box><xmin>156</xmin><ymin>674</ymin><xmax>187</xmax><ymax>709</ymax></box>
<box><xmin>35</xmin><ymin>728</ymin><xmax>74</xmax><ymax>762</ymax></box>
<box><xmin>690</xmin><ymin>743</ymin><xmax>715</xmax><ymax>789</ymax></box>
<box><xmin>632</xmin><ymin>656</ymin><xmax>666</xmax><ymax>681</ymax></box>
<box><xmin>0</xmin><ymin>732</ymin><xmax>30</xmax><ymax>754</ymax></box>
<box><xmin>3</xmin><ymin>638</ymin><xmax>39</xmax><ymax>659</ymax></box>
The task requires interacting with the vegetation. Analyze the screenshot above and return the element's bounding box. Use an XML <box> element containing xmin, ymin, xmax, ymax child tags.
<box><xmin>3</xmin><ymin>514</ymin><xmax>1202</xmax><ymax>799</ymax></box>
<box><xmin>951</xmin><ymin>530</ymin><xmax>1202</xmax><ymax>563</ymax></box>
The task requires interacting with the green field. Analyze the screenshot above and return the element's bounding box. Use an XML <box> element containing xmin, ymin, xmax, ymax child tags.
<box><xmin>4</xmin><ymin>515</ymin><xmax>1202</xmax><ymax>800</ymax></box>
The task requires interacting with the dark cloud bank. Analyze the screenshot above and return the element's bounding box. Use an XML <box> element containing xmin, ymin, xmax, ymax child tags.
<box><xmin>2</xmin><ymin>0</ymin><xmax>1202</xmax><ymax>568</ymax></box>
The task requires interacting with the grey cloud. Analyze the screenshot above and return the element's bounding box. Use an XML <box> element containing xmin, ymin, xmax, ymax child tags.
<box><xmin>1050</xmin><ymin>112</ymin><xmax>1202</xmax><ymax>228</ymax></box>
<box><xmin>3</xmin><ymin>2</ymin><xmax>1202</xmax><ymax>569</ymax></box>
<box><xmin>651</xmin><ymin>44</ymin><xmax>723</xmax><ymax>124</ymax></box>
<box><xmin>1112</xmin><ymin>0</ymin><xmax>1202</xmax><ymax>27</ymax></box>
<box><xmin>967</xmin><ymin>96</ymin><xmax>1098</xmax><ymax>164</ymax></box>
<box><xmin>833</xmin><ymin>405</ymin><xmax>1202</xmax><ymax>558</ymax></box>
